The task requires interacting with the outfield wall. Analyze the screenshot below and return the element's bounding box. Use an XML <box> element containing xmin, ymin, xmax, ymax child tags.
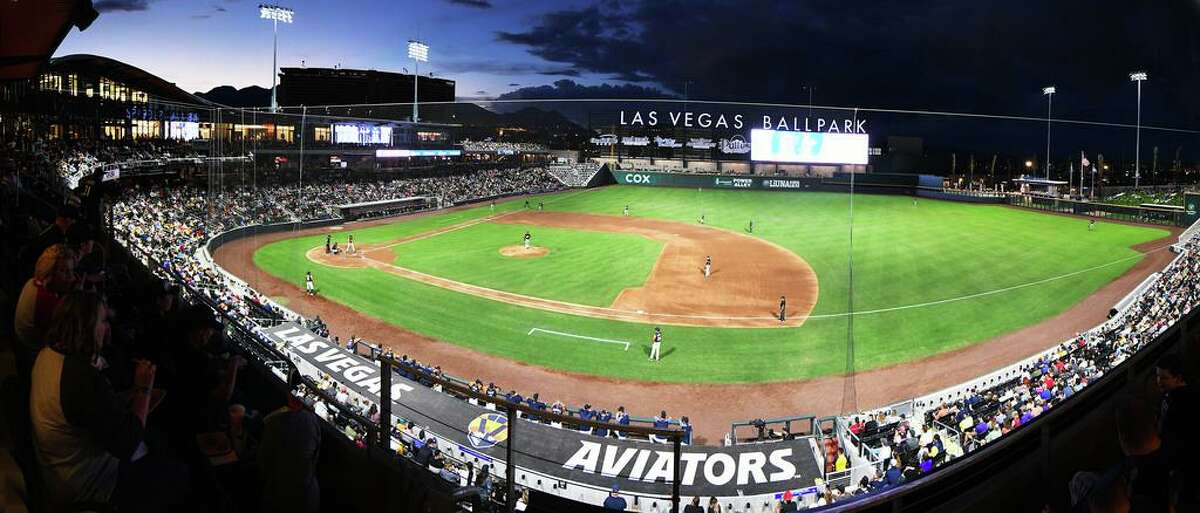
<box><xmin>609</xmin><ymin>169</ymin><xmax>948</xmax><ymax>197</ymax></box>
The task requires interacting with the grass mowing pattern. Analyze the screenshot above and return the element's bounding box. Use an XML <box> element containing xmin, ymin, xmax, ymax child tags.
<box><xmin>390</xmin><ymin>222</ymin><xmax>663</xmax><ymax>306</ymax></box>
<box><xmin>252</xmin><ymin>186</ymin><xmax>1168</xmax><ymax>383</ymax></box>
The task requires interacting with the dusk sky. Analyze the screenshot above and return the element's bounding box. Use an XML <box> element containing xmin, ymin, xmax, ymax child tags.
<box><xmin>55</xmin><ymin>0</ymin><xmax>615</xmax><ymax>98</ymax></box>
<box><xmin>54</xmin><ymin>0</ymin><xmax>1200</xmax><ymax>138</ymax></box>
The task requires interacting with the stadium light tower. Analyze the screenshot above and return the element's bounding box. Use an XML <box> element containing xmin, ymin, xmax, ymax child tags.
<box><xmin>1130</xmin><ymin>71</ymin><xmax>1147</xmax><ymax>189</ymax></box>
<box><xmin>408</xmin><ymin>40</ymin><xmax>429</xmax><ymax>122</ymax></box>
<box><xmin>259</xmin><ymin>4</ymin><xmax>293</xmax><ymax>113</ymax></box>
<box><xmin>1042</xmin><ymin>86</ymin><xmax>1056</xmax><ymax>180</ymax></box>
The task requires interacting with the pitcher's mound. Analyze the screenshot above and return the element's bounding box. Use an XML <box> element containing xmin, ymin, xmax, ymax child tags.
<box><xmin>499</xmin><ymin>245</ymin><xmax>549</xmax><ymax>258</ymax></box>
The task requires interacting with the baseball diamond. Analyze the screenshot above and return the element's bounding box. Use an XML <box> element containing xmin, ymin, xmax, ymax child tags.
<box><xmin>221</xmin><ymin>186</ymin><xmax>1171</xmax><ymax>394</ymax></box>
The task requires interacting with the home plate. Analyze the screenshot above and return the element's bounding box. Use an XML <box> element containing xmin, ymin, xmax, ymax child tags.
<box><xmin>636</xmin><ymin>310</ymin><xmax>645</xmax><ymax>314</ymax></box>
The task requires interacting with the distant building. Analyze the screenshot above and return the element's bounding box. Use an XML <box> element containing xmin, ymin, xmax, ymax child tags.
<box><xmin>278</xmin><ymin>67</ymin><xmax>455</xmax><ymax>109</ymax></box>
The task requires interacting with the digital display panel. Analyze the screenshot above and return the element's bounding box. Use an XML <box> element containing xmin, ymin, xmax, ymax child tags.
<box><xmin>750</xmin><ymin>129</ymin><xmax>869</xmax><ymax>164</ymax></box>
<box><xmin>334</xmin><ymin>123</ymin><xmax>393</xmax><ymax>145</ymax></box>
<box><xmin>166</xmin><ymin>121</ymin><xmax>200</xmax><ymax>141</ymax></box>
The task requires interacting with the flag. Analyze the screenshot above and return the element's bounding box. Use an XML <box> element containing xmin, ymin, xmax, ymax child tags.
<box><xmin>1081</xmin><ymin>151</ymin><xmax>1090</xmax><ymax>169</ymax></box>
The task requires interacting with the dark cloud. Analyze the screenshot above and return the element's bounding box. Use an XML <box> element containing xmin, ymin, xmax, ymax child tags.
<box><xmin>438</xmin><ymin>60</ymin><xmax>580</xmax><ymax>77</ymax></box>
<box><xmin>93</xmin><ymin>0</ymin><xmax>152</xmax><ymax>12</ymax></box>
<box><xmin>497</xmin><ymin>0</ymin><xmax>1200</xmax><ymax>129</ymax></box>
<box><xmin>497</xmin><ymin>79</ymin><xmax>670</xmax><ymax>100</ymax></box>
<box><xmin>508</xmin><ymin>83</ymin><xmax>521</xmax><ymax>87</ymax></box>
<box><xmin>538</xmin><ymin>68</ymin><xmax>581</xmax><ymax>77</ymax></box>
<box><xmin>445</xmin><ymin>0</ymin><xmax>493</xmax><ymax>8</ymax></box>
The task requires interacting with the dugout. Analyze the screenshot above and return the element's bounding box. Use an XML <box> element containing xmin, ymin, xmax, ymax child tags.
<box><xmin>338</xmin><ymin>196</ymin><xmax>434</xmax><ymax>220</ymax></box>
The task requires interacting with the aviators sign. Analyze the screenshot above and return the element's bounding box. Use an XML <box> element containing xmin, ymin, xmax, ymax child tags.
<box><xmin>618</xmin><ymin>110</ymin><xmax>868</xmax><ymax>134</ymax></box>
<box><xmin>259</xmin><ymin>321</ymin><xmax>822</xmax><ymax>500</ymax></box>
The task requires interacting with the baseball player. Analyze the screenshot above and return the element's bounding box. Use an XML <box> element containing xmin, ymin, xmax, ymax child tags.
<box><xmin>347</xmin><ymin>234</ymin><xmax>356</xmax><ymax>254</ymax></box>
<box><xmin>623</xmin><ymin>204</ymin><xmax>630</xmax><ymax>216</ymax></box>
<box><xmin>325</xmin><ymin>234</ymin><xmax>332</xmax><ymax>254</ymax></box>
<box><xmin>704</xmin><ymin>256</ymin><xmax>712</xmax><ymax>278</ymax></box>
<box><xmin>524</xmin><ymin>200</ymin><xmax>530</xmax><ymax>209</ymax></box>
<box><xmin>699</xmin><ymin>213</ymin><xmax>706</xmax><ymax>225</ymax></box>
<box><xmin>538</xmin><ymin>201</ymin><xmax>544</xmax><ymax>211</ymax></box>
<box><xmin>779</xmin><ymin>295</ymin><xmax>787</xmax><ymax>323</ymax></box>
<box><xmin>490</xmin><ymin>200</ymin><xmax>496</xmax><ymax>214</ymax></box>
<box><xmin>305</xmin><ymin>271</ymin><xmax>315</xmax><ymax>296</ymax></box>
<box><xmin>523</xmin><ymin>230</ymin><xmax>532</xmax><ymax>250</ymax></box>
<box><xmin>1089</xmin><ymin>219</ymin><xmax>1096</xmax><ymax>231</ymax></box>
<box><xmin>649</xmin><ymin>327</ymin><xmax>662</xmax><ymax>361</ymax></box>
<box><xmin>748</xmin><ymin>219</ymin><xmax>754</xmax><ymax>234</ymax></box>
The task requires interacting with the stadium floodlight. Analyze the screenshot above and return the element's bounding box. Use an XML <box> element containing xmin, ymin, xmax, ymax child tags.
<box><xmin>259</xmin><ymin>4</ymin><xmax>293</xmax><ymax>113</ymax></box>
<box><xmin>1042</xmin><ymin>85</ymin><xmax>1055</xmax><ymax>180</ymax></box>
<box><xmin>1130</xmin><ymin>71</ymin><xmax>1148</xmax><ymax>189</ymax></box>
<box><xmin>408</xmin><ymin>40</ymin><xmax>429</xmax><ymax>122</ymax></box>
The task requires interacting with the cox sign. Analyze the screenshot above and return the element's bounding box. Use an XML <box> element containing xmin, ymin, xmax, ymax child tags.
<box><xmin>622</xmin><ymin>173</ymin><xmax>653</xmax><ymax>185</ymax></box>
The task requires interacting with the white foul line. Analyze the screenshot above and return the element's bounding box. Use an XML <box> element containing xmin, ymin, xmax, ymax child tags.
<box><xmin>528</xmin><ymin>328</ymin><xmax>631</xmax><ymax>351</ymax></box>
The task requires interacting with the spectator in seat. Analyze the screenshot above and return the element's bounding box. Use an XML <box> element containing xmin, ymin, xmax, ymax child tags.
<box><xmin>14</xmin><ymin>243</ymin><xmax>76</xmax><ymax>378</ymax></box>
<box><xmin>19</xmin><ymin>204</ymin><xmax>77</xmax><ymax>281</ymax></box>
<box><xmin>681</xmin><ymin>416</ymin><xmax>693</xmax><ymax>445</ymax></box>
<box><xmin>164</xmin><ymin>305</ymin><xmax>245</xmax><ymax>434</ymax></box>
<box><xmin>259</xmin><ymin>392</ymin><xmax>323</xmax><ymax>513</ymax></box>
<box><xmin>603</xmin><ymin>485</ymin><xmax>627</xmax><ymax>511</ymax></box>
<box><xmin>683</xmin><ymin>496</ymin><xmax>704</xmax><ymax>513</ymax></box>
<box><xmin>29</xmin><ymin>291</ymin><xmax>154</xmax><ymax>509</ymax></box>
<box><xmin>1154</xmin><ymin>353</ymin><xmax>1199</xmax><ymax>508</ymax></box>
<box><xmin>476</xmin><ymin>464</ymin><xmax>495</xmax><ymax>510</ymax></box>
<box><xmin>414</xmin><ymin>437</ymin><xmax>437</xmax><ymax>467</ymax></box>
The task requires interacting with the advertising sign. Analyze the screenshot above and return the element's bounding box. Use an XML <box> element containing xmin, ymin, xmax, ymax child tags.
<box><xmin>259</xmin><ymin>322</ymin><xmax>822</xmax><ymax>501</ymax></box>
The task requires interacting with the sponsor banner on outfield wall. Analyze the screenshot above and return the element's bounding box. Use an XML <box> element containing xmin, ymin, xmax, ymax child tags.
<box><xmin>612</xmin><ymin>170</ymin><xmax>815</xmax><ymax>191</ymax></box>
<box><xmin>260</xmin><ymin>322</ymin><xmax>822</xmax><ymax>498</ymax></box>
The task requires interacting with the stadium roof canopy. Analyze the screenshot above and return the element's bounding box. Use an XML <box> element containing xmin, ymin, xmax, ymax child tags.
<box><xmin>0</xmin><ymin>0</ymin><xmax>98</xmax><ymax>81</ymax></box>
<box><xmin>47</xmin><ymin>54</ymin><xmax>216</xmax><ymax>106</ymax></box>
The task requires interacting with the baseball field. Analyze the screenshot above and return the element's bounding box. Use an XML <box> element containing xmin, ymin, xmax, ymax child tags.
<box><xmin>247</xmin><ymin>186</ymin><xmax>1169</xmax><ymax>384</ymax></box>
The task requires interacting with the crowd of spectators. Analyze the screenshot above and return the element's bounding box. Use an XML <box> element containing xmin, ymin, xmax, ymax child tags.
<box><xmin>546</xmin><ymin>161</ymin><xmax>603</xmax><ymax>187</ymax></box>
<box><xmin>460</xmin><ymin>139</ymin><xmax>548</xmax><ymax>154</ymax></box>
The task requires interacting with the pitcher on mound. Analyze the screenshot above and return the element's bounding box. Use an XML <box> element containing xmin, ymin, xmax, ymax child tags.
<box><xmin>524</xmin><ymin>230</ymin><xmax>532</xmax><ymax>250</ymax></box>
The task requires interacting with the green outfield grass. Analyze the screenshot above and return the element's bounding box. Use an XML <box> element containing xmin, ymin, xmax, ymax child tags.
<box><xmin>251</xmin><ymin>186</ymin><xmax>1170</xmax><ymax>383</ymax></box>
<box><xmin>390</xmin><ymin>222</ymin><xmax>663</xmax><ymax>306</ymax></box>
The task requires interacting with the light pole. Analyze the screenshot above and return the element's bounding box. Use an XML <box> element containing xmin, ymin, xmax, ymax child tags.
<box><xmin>1042</xmin><ymin>86</ymin><xmax>1055</xmax><ymax>180</ymax></box>
<box><xmin>408</xmin><ymin>40</ymin><xmax>429</xmax><ymax>122</ymax></box>
<box><xmin>259</xmin><ymin>4</ymin><xmax>293</xmax><ymax>113</ymax></box>
<box><xmin>1130</xmin><ymin>71</ymin><xmax>1147</xmax><ymax>189</ymax></box>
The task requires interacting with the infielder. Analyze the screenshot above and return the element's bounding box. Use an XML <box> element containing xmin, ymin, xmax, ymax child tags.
<box><xmin>347</xmin><ymin>234</ymin><xmax>356</xmax><ymax>254</ymax></box>
<box><xmin>1089</xmin><ymin>219</ymin><xmax>1096</xmax><ymax>231</ymax></box>
<box><xmin>699</xmin><ymin>213</ymin><xmax>706</xmax><ymax>225</ymax></box>
<box><xmin>779</xmin><ymin>295</ymin><xmax>787</xmax><ymax>323</ymax></box>
<box><xmin>649</xmin><ymin>327</ymin><xmax>662</xmax><ymax>361</ymax></box>
<box><xmin>623</xmin><ymin>204</ymin><xmax>630</xmax><ymax>216</ymax></box>
<box><xmin>704</xmin><ymin>256</ymin><xmax>712</xmax><ymax>278</ymax></box>
<box><xmin>523</xmin><ymin>230</ymin><xmax>532</xmax><ymax>250</ymax></box>
<box><xmin>305</xmin><ymin>271</ymin><xmax>315</xmax><ymax>296</ymax></box>
<box><xmin>748</xmin><ymin>219</ymin><xmax>754</xmax><ymax>234</ymax></box>
<box><xmin>538</xmin><ymin>201</ymin><xmax>544</xmax><ymax>211</ymax></box>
